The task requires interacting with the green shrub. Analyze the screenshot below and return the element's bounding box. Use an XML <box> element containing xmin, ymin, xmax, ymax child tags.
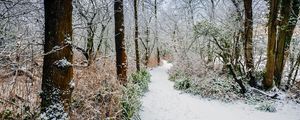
<box><xmin>0</xmin><ymin>109</ymin><xmax>13</xmax><ymax>120</ymax></box>
<box><xmin>131</xmin><ymin>69</ymin><xmax>151</xmax><ymax>93</ymax></box>
<box><xmin>170</xmin><ymin>70</ymin><xmax>241</xmax><ymax>102</ymax></box>
<box><xmin>255</xmin><ymin>102</ymin><xmax>277</xmax><ymax>112</ymax></box>
<box><xmin>174</xmin><ymin>78</ymin><xmax>191</xmax><ymax>90</ymax></box>
<box><xmin>169</xmin><ymin>70</ymin><xmax>184</xmax><ymax>81</ymax></box>
<box><xmin>121</xmin><ymin>83</ymin><xmax>142</xmax><ymax>120</ymax></box>
<box><xmin>121</xmin><ymin>69</ymin><xmax>151</xmax><ymax>120</ymax></box>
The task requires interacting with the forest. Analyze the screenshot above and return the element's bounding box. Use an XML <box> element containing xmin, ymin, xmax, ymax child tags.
<box><xmin>0</xmin><ymin>0</ymin><xmax>300</xmax><ymax>120</ymax></box>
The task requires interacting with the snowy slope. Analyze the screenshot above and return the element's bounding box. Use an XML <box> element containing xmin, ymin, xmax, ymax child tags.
<box><xmin>139</xmin><ymin>60</ymin><xmax>300</xmax><ymax>120</ymax></box>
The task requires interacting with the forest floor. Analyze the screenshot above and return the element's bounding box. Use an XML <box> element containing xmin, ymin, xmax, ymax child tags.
<box><xmin>139</xmin><ymin>60</ymin><xmax>300</xmax><ymax>120</ymax></box>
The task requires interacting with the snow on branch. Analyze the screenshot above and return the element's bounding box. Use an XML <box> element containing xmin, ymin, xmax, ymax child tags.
<box><xmin>42</xmin><ymin>45</ymin><xmax>69</xmax><ymax>56</ymax></box>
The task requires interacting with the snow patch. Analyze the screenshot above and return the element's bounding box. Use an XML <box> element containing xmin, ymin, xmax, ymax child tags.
<box><xmin>69</xmin><ymin>79</ymin><xmax>75</xmax><ymax>89</ymax></box>
<box><xmin>140</xmin><ymin>61</ymin><xmax>300</xmax><ymax>120</ymax></box>
<box><xmin>64</xmin><ymin>34</ymin><xmax>72</xmax><ymax>45</ymax></box>
<box><xmin>52</xmin><ymin>46</ymin><xmax>60</xmax><ymax>50</ymax></box>
<box><xmin>161</xmin><ymin>60</ymin><xmax>173</xmax><ymax>69</ymax></box>
<box><xmin>54</xmin><ymin>57</ymin><xmax>72</xmax><ymax>68</ymax></box>
<box><xmin>39</xmin><ymin>103</ymin><xmax>68</xmax><ymax>120</ymax></box>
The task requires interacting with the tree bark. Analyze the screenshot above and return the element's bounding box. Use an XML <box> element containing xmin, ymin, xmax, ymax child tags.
<box><xmin>274</xmin><ymin>0</ymin><xmax>299</xmax><ymax>87</ymax></box>
<box><xmin>274</xmin><ymin>0</ymin><xmax>292</xmax><ymax>87</ymax></box>
<box><xmin>42</xmin><ymin>0</ymin><xmax>73</xmax><ymax>118</ymax></box>
<box><xmin>114</xmin><ymin>0</ymin><xmax>127</xmax><ymax>85</ymax></box>
<box><xmin>244</xmin><ymin>0</ymin><xmax>256</xmax><ymax>87</ymax></box>
<box><xmin>264</xmin><ymin>0</ymin><xmax>280</xmax><ymax>89</ymax></box>
<box><xmin>134</xmin><ymin>0</ymin><xmax>141</xmax><ymax>71</ymax></box>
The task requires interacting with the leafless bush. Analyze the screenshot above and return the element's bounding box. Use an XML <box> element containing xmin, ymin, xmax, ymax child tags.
<box><xmin>0</xmin><ymin>51</ymin><xmax>131</xmax><ymax>119</ymax></box>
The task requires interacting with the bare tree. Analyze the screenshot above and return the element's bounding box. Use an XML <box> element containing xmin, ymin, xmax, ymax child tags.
<box><xmin>73</xmin><ymin>0</ymin><xmax>112</xmax><ymax>66</ymax></box>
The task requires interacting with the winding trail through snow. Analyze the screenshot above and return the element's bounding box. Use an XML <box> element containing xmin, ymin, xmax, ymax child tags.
<box><xmin>139</xmin><ymin>60</ymin><xmax>300</xmax><ymax>120</ymax></box>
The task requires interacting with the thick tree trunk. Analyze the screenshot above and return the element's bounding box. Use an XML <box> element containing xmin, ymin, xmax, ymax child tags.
<box><xmin>274</xmin><ymin>0</ymin><xmax>292</xmax><ymax>87</ymax></box>
<box><xmin>114</xmin><ymin>0</ymin><xmax>127</xmax><ymax>85</ymax></box>
<box><xmin>274</xmin><ymin>0</ymin><xmax>300</xmax><ymax>87</ymax></box>
<box><xmin>264</xmin><ymin>0</ymin><xmax>280</xmax><ymax>89</ymax></box>
<box><xmin>42</xmin><ymin>0</ymin><xmax>73</xmax><ymax>118</ymax></box>
<box><xmin>134</xmin><ymin>0</ymin><xmax>140</xmax><ymax>71</ymax></box>
<box><xmin>244</xmin><ymin>0</ymin><xmax>256</xmax><ymax>87</ymax></box>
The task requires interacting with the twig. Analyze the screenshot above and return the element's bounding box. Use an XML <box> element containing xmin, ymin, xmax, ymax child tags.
<box><xmin>0</xmin><ymin>97</ymin><xmax>34</xmax><ymax>117</ymax></box>
<box><xmin>0</xmin><ymin>69</ymin><xmax>38</xmax><ymax>82</ymax></box>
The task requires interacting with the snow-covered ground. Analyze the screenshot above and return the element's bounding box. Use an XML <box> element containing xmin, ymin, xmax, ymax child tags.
<box><xmin>139</xmin><ymin>60</ymin><xmax>300</xmax><ymax>120</ymax></box>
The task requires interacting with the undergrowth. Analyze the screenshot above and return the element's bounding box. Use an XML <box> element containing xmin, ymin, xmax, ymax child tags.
<box><xmin>255</xmin><ymin>101</ymin><xmax>277</xmax><ymax>112</ymax></box>
<box><xmin>170</xmin><ymin>70</ymin><xmax>241</xmax><ymax>102</ymax></box>
<box><xmin>169</xmin><ymin>62</ymin><xmax>298</xmax><ymax>112</ymax></box>
<box><xmin>174</xmin><ymin>77</ymin><xmax>191</xmax><ymax>90</ymax></box>
<box><xmin>121</xmin><ymin>69</ymin><xmax>151</xmax><ymax>120</ymax></box>
<box><xmin>0</xmin><ymin>56</ymin><xmax>148</xmax><ymax>120</ymax></box>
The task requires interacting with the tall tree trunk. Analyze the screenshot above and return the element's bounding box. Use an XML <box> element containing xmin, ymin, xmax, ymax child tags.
<box><xmin>274</xmin><ymin>0</ymin><xmax>300</xmax><ymax>87</ymax></box>
<box><xmin>207</xmin><ymin>0</ymin><xmax>215</xmax><ymax>63</ymax></box>
<box><xmin>154</xmin><ymin>0</ymin><xmax>159</xmax><ymax>64</ymax></box>
<box><xmin>187</xmin><ymin>0</ymin><xmax>194</xmax><ymax>26</ymax></box>
<box><xmin>114</xmin><ymin>0</ymin><xmax>127</xmax><ymax>85</ymax></box>
<box><xmin>86</xmin><ymin>22</ymin><xmax>94</xmax><ymax>66</ymax></box>
<box><xmin>95</xmin><ymin>24</ymin><xmax>107</xmax><ymax>60</ymax></box>
<box><xmin>244</xmin><ymin>0</ymin><xmax>256</xmax><ymax>87</ymax></box>
<box><xmin>141</xmin><ymin>0</ymin><xmax>150</xmax><ymax>67</ymax></box>
<box><xmin>157</xmin><ymin>47</ymin><xmax>160</xmax><ymax>65</ymax></box>
<box><xmin>145</xmin><ymin>23</ymin><xmax>150</xmax><ymax>66</ymax></box>
<box><xmin>134</xmin><ymin>0</ymin><xmax>140</xmax><ymax>71</ymax></box>
<box><xmin>154</xmin><ymin>0</ymin><xmax>158</xmax><ymax>42</ymax></box>
<box><xmin>274</xmin><ymin>0</ymin><xmax>292</xmax><ymax>87</ymax></box>
<box><xmin>287</xmin><ymin>53</ymin><xmax>300</xmax><ymax>89</ymax></box>
<box><xmin>41</xmin><ymin>0</ymin><xmax>73</xmax><ymax>118</ymax></box>
<box><xmin>264</xmin><ymin>0</ymin><xmax>280</xmax><ymax>89</ymax></box>
<box><xmin>232</xmin><ymin>0</ymin><xmax>242</xmax><ymax>68</ymax></box>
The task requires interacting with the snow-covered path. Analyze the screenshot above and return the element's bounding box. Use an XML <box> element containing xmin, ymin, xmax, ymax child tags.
<box><xmin>139</xmin><ymin>60</ymin><xmax>300</xmax><ymax>120</ymax></box>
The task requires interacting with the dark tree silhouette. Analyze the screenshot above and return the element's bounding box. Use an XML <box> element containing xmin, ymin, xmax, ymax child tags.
<box><xmin>41</xmin><ymin>0</ymin><xmax>74</xmax><ymax>118</ymax></box>
<box><xmin>244</xmin><ymin>0</ymin><xmax>256</xmax><ymax>87</ymax></box>
<box><xmin>274</xmin><ymin>0</ymin><xmax>300</xmax><ymax>87</ymax></box>
<box><xmin>114</xmin><ymin>0</ymin><xmax>127</xmax><ymax>85</ymax></box>
<box><xmin>134</xmin><ymin>0</ymin><xmax>141</xmax><ymax>71</ymax></box>
<box><xmin>264</xmin><ymin>0</ymin><xmax>280</xmax><ymax>89</ymax></box>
